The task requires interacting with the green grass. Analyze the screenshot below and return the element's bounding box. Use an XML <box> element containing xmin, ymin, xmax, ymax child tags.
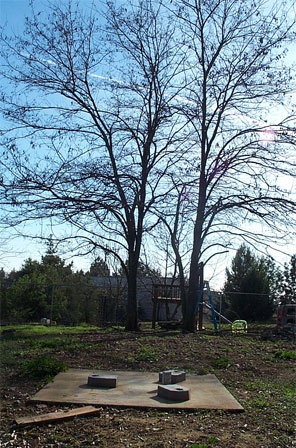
<box><xmin>247</xmin><ymin>378</ymin><xmax>296</xmax><ymax>413</ymax></box>
<box><xmin>107</xmin><ymin>325</ymin><xmax>125</xmax><ymax>332</ymax></box>
<box><xmin>0</xmin><ymin>326</ymin><xmax>100</xmax><ymax>374</ymax></box>
<box><xmin>0</xmin><ymin>324</ymin><xmax>101</xmax><ymax>338</ymax></box>
<box><xmin>250</xmin><ymin>399</ymin><xmax>268</xmax><ymax>409</ymax></box>
<box><xmin>30</xmin><ymin>337</ymin><xmax>64</xmax><ymax>349</ymax></box>
<box><xmin>28</xmin><ymin>337</ymin><xmax>94</xmax><ymax>352</ymax></box>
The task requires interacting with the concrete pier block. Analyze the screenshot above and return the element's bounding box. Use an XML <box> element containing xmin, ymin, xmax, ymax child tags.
<box><xmin>159</xmin><ymin>370</ymin><xmax>186</xmax><ymax>384</ymax></box>
<box><xmin>88</xmin><ymin>374</ymin><xmax>118</xmax><ymax>388</ymax></box>
<box><xmin>158</xmin><ymin>384</ymin><xmax>190</xmax><ymax>402</ymax></box>
<box><xmin>159</xmin><ymin>370</ymin><xmax>172</xmax><ymax>384</ymax></box>
<box><xmin>171</xmin><ymin>370</ymin><xmax>186</xmax><ymax>383</ymax></box>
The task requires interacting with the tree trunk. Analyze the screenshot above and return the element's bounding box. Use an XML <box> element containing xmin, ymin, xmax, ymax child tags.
<box><xmin>182</xmin><ymin>174</ymin><xmax>207</xmax><ymax>332</ymax></box>
<box><xmin>173</xmin><ymin>248</ymin><xmax>187</xmax><ymax>321</ymax></box>
<box><xmin>125</xmin><ymin>251</ymin><xmax>139</xmax><ymax>331</ymax></box>
<box><xmin>182</xmin><ymin>247</ymin><xmax>201</xmax><ymax>332</ymax></box>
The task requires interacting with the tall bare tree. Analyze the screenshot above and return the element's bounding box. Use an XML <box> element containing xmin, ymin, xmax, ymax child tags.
<box><xmin>0</xmin><ymin>0</ymin><xmax>185</xmax><ymax>330</ymax></box>
<box><xmin>154</xmin><ymin>175</ymin><xmax>196</xmax><ymax>318</ymax></box>
<box><xmin>172</xmin><ymin>0</ymin><xmax>296</xmax><ymax>331</ymax></box>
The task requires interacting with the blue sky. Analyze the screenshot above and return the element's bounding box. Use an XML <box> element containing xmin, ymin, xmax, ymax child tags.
<box><xmin>0</xmin><ymin>1</ymin><xmax>42</xmax><ymax>271</ymax></box>
<box><xmin>1</xmin><ymin>0</ymin><xmax>29</xmax><ymax>29</ymax></box>
<box><xmin>0</xmin><ymin>0</ymin><xmax>102</xmax><ymax>274</ymax></box>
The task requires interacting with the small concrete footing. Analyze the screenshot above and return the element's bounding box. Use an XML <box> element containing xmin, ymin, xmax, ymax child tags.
<box><xmin>159</xmin><ymin>370</ymin><xmax>186</xmax><ymax>384</ymax></box>
<box><xmin>88</xmin><ymin>374</ymin><xmax>118</xmax><ymax>388</ymax></box>
<box><xmin>158</xmin><ymin>384</ymin><xmax>190</xmax><ymax>402</ymax></box>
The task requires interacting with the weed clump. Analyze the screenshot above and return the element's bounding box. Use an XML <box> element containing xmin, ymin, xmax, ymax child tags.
<box><xmin>31</xmin><ymin>337</ymin><xmax>63</xmax><ymax>349</ymax></box>
<box><xmin>274</xmin><ymin>350</ymin><xmax>296</xmax><ymax>360</ymax></box>
<box><xmin>136</xmin><ymin>345</ymin><xmax>158</xmax><ymax>362</ymax></box>
<box><xmin>191</xmin><ymin>444</ymin><xmax>209</xmax><ymax>448</ymax></box>
<box><xmin>21</xmin><ymin>355</ymin><xmax>68</xmax><ymax>380</ymax></box>
<box><xmin>211</xmin><ymin>358</ymin><xmax>230</xmax><ymax>369</ymax></box>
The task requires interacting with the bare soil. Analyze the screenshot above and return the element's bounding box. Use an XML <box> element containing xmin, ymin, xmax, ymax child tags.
<box><xmin>0</xmin><ymin>325</ymin><xmax>295</xmax><ymax>447</ymax></box>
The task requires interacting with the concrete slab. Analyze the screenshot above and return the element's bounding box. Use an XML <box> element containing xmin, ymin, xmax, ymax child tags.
<box><xmin>31</xmin><ymin>369</ymin><xmax>244</xmax><ymax>411</ymax></box>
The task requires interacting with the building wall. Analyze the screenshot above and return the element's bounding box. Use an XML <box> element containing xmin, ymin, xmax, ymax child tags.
<box><xmin>91</xmin><ymin>276</ymin><xmax>183</xmax><ymax>321</ymax></box>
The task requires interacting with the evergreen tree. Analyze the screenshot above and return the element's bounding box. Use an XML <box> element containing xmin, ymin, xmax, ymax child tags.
<box><xmin>3</xmin><ymin>241</ymin><xmax>86</xmax><ymax>323</ymax></box>
<box><xmin>0</xmin><ymin>268</ymin><xmax>9</xmax><ymax>320</ymax></box>
<box><xmin>277</xmin><ymin>255</ymin><xmax>296</xmax><ymax>303</ymax></box>
<box><xmin>88</xmin><ymin>257</ymin><xmax>110</xmax><ymax>277</ymax></box>
<box><xmin>113</xmin><ymin>260</ymin><xmax>160</xmax><ymax>280</ymax></box>
<box><xmin>224</xmin><ymin>245</ymin><xmax>276</xmax><ymax>321</ymax></box>
<box><xmin>7</xmin><ymin>271</ymin><xmax>49</xmax><ymax>321</ymax></box>
<box><xmin>3</xmin><ymin>240</ymin><xmax>107</xmax><ymax>324</ymax></box>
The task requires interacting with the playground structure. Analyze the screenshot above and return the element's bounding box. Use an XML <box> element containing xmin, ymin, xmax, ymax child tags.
<box><xmin>151</xmin><ymin>283</ymin><xmax>182</xmax><ymax>329</ymax></box>
<box><xmin>152</xmin><ymin>263</ymin><xmax>232</xmax><ymax>331</ymax></box>
<box><xmin>276</xmin><ymin>303</ymin><xmax>296</xmax><ymax>334</ymax></box>
<box><xmin>231</xmin><ymin>320</ymin><xmax>248</xmax><ymax>333</ymax></box>
<box><xmin>151</xmin><ymin>275</ymin><xmax>296</xmax><ymax>339</ymax></box>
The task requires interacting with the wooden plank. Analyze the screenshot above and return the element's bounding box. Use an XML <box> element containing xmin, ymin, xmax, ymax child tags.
<box><xmin>15</xmin><ymin>405</ymin><xmax>100</xmax><ymax>426</ymax></box>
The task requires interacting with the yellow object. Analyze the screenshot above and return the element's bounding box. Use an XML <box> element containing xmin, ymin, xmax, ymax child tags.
<box><xmin>232</xmin><ymin>320</ymin><xmax>247</xmax><ymax>333</ymax></box>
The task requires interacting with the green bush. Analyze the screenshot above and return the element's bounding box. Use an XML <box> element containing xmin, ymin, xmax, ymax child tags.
<box><xmin>21</xmin><ymin>355</ymin><xmax>68</xmax><ymax>380</ymax></box>
<box><xmin>274</xmin><ymin>350</ymin><xmax>296</xmax><ymax>360</ymax></box>
<box><xmin>208</xmin><ymin>437</ymin><xmax>219</xmax><ymax>443</ymax></box>
<box><xmin>211</xmin><ymin>358</ymin><xmax>230</xmax><ymax>369</ymax></box>
<box><xmin>191</xmin><ymin>444</ymin><xmax>209</xmax><ymax>448</ymax></box>
<box><xmin>136</xmin><ymin>345</ymin><xmax>158</xmax><ymax>362</ymax></box>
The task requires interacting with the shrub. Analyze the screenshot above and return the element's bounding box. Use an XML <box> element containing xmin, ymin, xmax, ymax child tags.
<box><xmin>21</xmin><ymin>355</ymin><xmax>68</xmax><ymax>380</ymax></box>
<box><xmin>274</xmin><ymin>350</ymin><xmax>296</xmax><ymax>360</ymax></box>
<box><xmin>211</xmin><ymin>358</ymin><xmax>230</xmax><ymax>369</ymax></box>
<box><xmin>136</xmin><ymin>345</ymin><xmax>158</xmax><ymax>362</ymax></box>
<box><xmin>191</xmin><ymin>445</ymin><xmax>209</xmax><ymax>448</ymax></box>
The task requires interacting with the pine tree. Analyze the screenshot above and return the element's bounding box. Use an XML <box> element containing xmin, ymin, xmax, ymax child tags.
<box><xmin>88</xmin><ymin>257</ymin><xmax>110</xmax><ymax>277</ymax></box>
<box><xmin>277</xmin><ymin>255</ymin><xmax>296</xmax><ymax>303</ymax></box>
<box><xmin>224</xmin><ymin>245</ymin><xmax>276</xmax><ymax>321</ymax></box>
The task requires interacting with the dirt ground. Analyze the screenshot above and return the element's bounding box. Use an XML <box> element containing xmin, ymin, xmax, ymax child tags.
<box><xmin>0</xmin><ymin>325</ymin><xmax>295</xmax><ymax>447</ymax></box>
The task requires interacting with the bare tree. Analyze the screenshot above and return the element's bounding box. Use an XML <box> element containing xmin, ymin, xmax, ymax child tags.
<box><xmin>0</xmin><ymin>0</ymin><xmax>185</xmax><ymax>330</ymax></box>
<box><xmin>154</xmin><ymin>175</ymin><xmax>196</xmax><ymax>318</ymax></box>
<box><xmin>171</xmin><ymin>0</ymin><xmax>296</xmax><ymax>331</ymax></box>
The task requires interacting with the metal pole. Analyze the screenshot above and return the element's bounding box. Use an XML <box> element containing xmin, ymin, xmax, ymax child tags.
<box><xmin>198</xmin><ymin>263</ymin><xmax>204</xmax><ymax>331</ymax></box>
<box><xmin>219</xmin><ymin>293</ymin><xmax>222</xmax><ymax>330</ymax></box>
<box><xmin>50</xmin><ymin>284</ymin><xmax>54</xmax><ymax>325</ymax></box>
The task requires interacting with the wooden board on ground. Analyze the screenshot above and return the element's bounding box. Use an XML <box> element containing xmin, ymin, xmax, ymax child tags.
<box><xmin>15</xmin><ymin>405</ymin><xmax>100</xmax><ymax>426</ymax></box>
<box><xmin>31</xmin><ymin>369</ymin><xmax>244</xmax><ymax>412</ymax></box>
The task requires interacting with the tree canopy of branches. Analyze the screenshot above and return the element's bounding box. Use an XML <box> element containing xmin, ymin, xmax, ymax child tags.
<box><xmin>167</xmin><ymin>0</ymin><xmax>296</xmax><ymax>331</ymax></box>
<box><xmin>224</xmin><ymin>245</ymin><xmax>277</xmax><ymax>321</ymax></box>
<box><xmin>0</xmin><ymin>0</ymin><xmax>296</xmax><ymax>331</ymax></box>
<box><xmin>114</xmin><ymin>259</ymin><xmax>161</xmax><ymax>280</ymax></box>
<box><xmin>0</xmin><ymin>0</ymin><xmax>185</xmax><ymax>330</ymax></box>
